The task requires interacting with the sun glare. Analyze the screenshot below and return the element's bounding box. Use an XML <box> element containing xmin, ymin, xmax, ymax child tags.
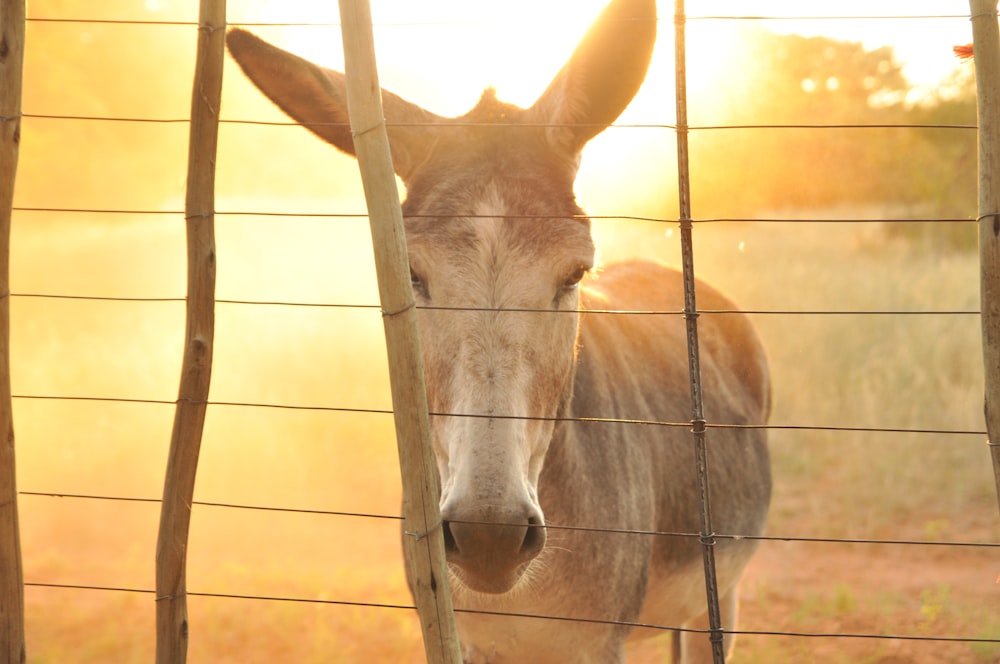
<box><xmin>709</xmin><ymin>0</ymin><xmax>973</xmax><ymax>92</ymax></box>
<box><xmin>246</xmin><ymin>1</ymin><xmax>751</xmax><ymax>120</ymax></box>
<box><xmin>244</xmin><ymin>0</ymin><xmax>970</xmax><ymax>119</ymax></box>
<box><xmin>250</xmin><ymin>0</ymin><xmax>614</xmax><ymax>115</ymax></box>
<box><xmin>224</xmin><ymin>0</ymin><xmax>974</xmax><ymax>238</ymax></box>
<box><xmin>18</xmin><ymin>2</ymin><xmax>987</xmax><ymax>661</ymax></box>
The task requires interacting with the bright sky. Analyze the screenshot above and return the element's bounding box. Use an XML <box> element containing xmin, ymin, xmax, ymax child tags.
<box><xmin>212</xmin><ymin>0</ymin><xmax>980</xmax><ymax>222</ymax></box>
<box><xmin>233</xmin><ymin>0</ymin><xmax>975</xmax><ymax>115</ymax></box>
<box><xmin>722</xmin><ymin>0</ymin><xmax>975</xmax><ymax>91</ymax></box>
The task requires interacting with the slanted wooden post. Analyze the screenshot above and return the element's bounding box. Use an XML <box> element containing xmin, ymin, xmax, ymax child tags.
<box><xmin>0</xmin><ymin>1</ymin><xmax>25</xmax><ymax>662</ymax></box>
<box><xmin>969</xmin><ymin>0</ymin><xmax>1000</xmax><ymax>515</ymax></box>
<box><xmin>337</xmin><ymin>1</ymin><xmax>462</xmax><ymax>662</ymax></box>
<box><xmin>155</xmin><ymin>1</ymin><xmax>225</xmax><ymax>662</ymax></box>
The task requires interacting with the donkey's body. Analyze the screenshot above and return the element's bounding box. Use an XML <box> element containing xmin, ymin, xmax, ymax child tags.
<box><xmin>423</xmin><ymin>256</ymin><xmax>771</xmax><ymax>664</ymax></box>
<box><xmin>228</xmin><ymin>1</ymin><xmax>771</xmax><ymax>661</ymax></box>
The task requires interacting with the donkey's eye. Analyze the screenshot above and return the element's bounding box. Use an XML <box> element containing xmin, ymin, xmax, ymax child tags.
<box><xmin>562</xmin><ymin>265</ymin><xmax>588</xmax><ymax>290</ymax></box>
<box><xmin>410</xmin><ymin>267</ymin><xmax>428</xmax><ymax>298</ymax></box>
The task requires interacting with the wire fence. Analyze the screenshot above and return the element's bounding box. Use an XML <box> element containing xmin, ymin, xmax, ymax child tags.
<box><xmin>16</xmin><ymin>489</ymin><xmax>1000</xmax><ymax>550</ymax></box>
<box><xmin>7</xmin><ymin>1</ymin><xmax>1000</xmax><ymax>662</ymax></box>
<box><xmin>11</xmin><ymin>4</ymin><xmax>989</xmax><ymax>560</ymax></box>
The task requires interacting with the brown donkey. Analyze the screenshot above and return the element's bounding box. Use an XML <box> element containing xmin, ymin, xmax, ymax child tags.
<box><xmin>227</xmin><ymin>0</ymin><xmax>771</xmax><ymax>661</ymax></box>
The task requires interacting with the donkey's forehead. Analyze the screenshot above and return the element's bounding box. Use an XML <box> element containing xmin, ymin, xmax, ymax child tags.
<box><xmin>399</xmin><ymin>90</ymin><xmax>592</xmax><ymax>262</ymax></box>
<box><xmin>400</xmin><ymin>90</ymin><xmax>578</xmax><ymax>215</ymax></box>
<box><xmin>404</xmin><ymin>181</ymin><xmax>593</xmax><ymax>263</ymax></box>
<box><xmin>403</xmin><ymin>165</ymin><xmax>580</xmax><ymax>219</ymax></box>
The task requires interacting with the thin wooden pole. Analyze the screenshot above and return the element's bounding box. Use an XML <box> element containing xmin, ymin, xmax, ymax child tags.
<box><xmin>155</xmin><ymin>1</ymin><xmax>225</xmax><ymax>662</ymax></box>
<box><xmin>969</xmin><ymin>0</ymin><xmax>1000</xmax><ymax>515</ymax></box>
<box><xmin>336</xmin><ymin>1</ymin><xmax>462</xmax><ymax>662</ymax></box>
<box><xmin>0</xmin><ymin>1</ymin><xmax>25</xmax><ymax>662</ymax></box>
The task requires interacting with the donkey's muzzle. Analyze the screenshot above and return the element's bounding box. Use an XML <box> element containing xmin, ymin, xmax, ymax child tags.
<box><xmin>441</xmin><ymin>510</ymin><xmax>546</xmax><ymax>594</ymax></box>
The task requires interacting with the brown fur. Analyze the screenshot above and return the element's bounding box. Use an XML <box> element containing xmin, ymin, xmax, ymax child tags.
<box><xmin>227</xmin><ymin>1</ymin><xmax>770</xmax><ymax>661</ymax></box>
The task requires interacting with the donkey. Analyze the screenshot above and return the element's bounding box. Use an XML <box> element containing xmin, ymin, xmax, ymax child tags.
<box><xmin>227</xmin><ymin>0</ymin><xmax>771</xmax><ymax>661</ymax></box>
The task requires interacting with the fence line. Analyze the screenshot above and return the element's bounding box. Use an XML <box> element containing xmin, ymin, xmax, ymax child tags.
<box><xmin>16</xmin><ymin>490</ymin><xmax>1000</xmax><ymax>551</ymax></box>
<box><xmin>16</xmin><ymin>581</ymin><xmax>1000</xmax><ymax>649</ymax></box>
<box><xmin>18</xmin><ymin>112</ymin><xmax>983</xmax><ymax>131</ymax></box>
<box><xmin>21</xmin><ymin>13</ymin><xmax>978</xmax><ymax>26</ymax></box>
<box><xmin>9</xmin><ymin>206</ymin><xmax>985</xmax><ymax>225</ymax></box>
<box><xmin>8</xmin><ymin>3</ymin><xmax>996</xmax><ymax>662</ymax></box>
<box><xmin>5</xmin><ymin>291</ymin><xmax>988</xmax><ymax>315</ymax></box>
<box><xmin>8</xmin><ymin>392</ymin><xmax>989</xmax><ymax>437</ymax></box>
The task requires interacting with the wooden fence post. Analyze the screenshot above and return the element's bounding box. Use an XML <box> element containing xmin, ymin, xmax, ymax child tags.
<box><xmin>969</xmin><ymin>0</ymin><xmax>1000</xmax><ymax>515</ymax></box>
<box><xmin>336</xmin><ymin>1</ymin><xmax>462</xmax><ymax>662</ymax></box>
<box><xmin>0</xmin><ymin>1</ymin><xmax>25</xmax><ymax>662</ymax></box>
<box><xmin>155</xmin><ymin>1</ymin><xmax>225</xmax><ymax>662</ymax></box>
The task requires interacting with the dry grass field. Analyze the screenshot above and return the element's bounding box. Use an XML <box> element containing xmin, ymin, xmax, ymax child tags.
<box><xmin>11</xmin><ymin>210</ymin><xmax>998</xmax><ymax>663</ymax></box>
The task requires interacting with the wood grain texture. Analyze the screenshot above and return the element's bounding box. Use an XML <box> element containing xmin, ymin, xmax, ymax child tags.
<box><xmin>337</xmin><ymin>1</ymin><xmax>462</xmax><ymax>662</ymax></box>
<box><xmin>155</xmin><ymin>2</ymin><xmax>225</xmax><ymax>662</ymax></box>
<box><xmin>0</xmin><ymin>1</ymin><xmax>25</xmax><ymax>662</ymax></box>
<box><xmin>969</xmin><ymin>0</ymin><xmax>1000</xmax><ymax>515</ymax></box>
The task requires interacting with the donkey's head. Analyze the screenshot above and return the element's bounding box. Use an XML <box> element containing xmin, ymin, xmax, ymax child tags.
<box><xmin>227</xmin><ymin>0</ymin><xmax>656</xmax><ymax>594</ymax></box>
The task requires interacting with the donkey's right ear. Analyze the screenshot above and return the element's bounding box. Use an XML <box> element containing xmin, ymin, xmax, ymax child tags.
<box><xmin>226</xmin><ymin>28</ymin><xmax>441</xmax><ymax>181</ymax></box>
<box><xmin>528</xmin><ymin>0</ymin><xmax>656</xmax><ymax>158</ymax></box>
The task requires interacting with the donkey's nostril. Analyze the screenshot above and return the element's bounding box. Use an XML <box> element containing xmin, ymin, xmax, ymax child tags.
<box><xmin>438</xmin><ymin>509</ymin><xmax>546</xmax><ymax>593</ymax></box>
<box><xmin>520</xmin><ymin>515</ymin><xmax>545</xmax><ymax>558</ymax></box>
<box><xmin>442</xmin><ymin>514</ymin><xmax>545</xmax><ymax>562</ymax></box>
<box><xmin>442</xmin><ymin>519</ymin><xmax>458</xmax><ymax>555</ymax></box>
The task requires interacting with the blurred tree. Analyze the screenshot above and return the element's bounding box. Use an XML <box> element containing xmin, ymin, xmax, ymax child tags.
<box><xmin>885</xmin><ymin>64</ymin><xmax>978</xmax><ymax>249</ymax></box>
<box><xmin>709</xmin><ymin>29</ymin><xmax>910</xmax><ymax>124</ymax></box>
<box><xmin>17</xmin><ymin>0</ymin><xmax>362</xmax><ymax>211</ymax></box>
<box><xmin>686</xmin><ymin>26</ymin><xmax>977</xmax><ymax>248</ymax></box>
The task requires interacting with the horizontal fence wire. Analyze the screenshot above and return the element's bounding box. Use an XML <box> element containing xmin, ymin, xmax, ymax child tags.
<box><xmin>17</xmin><ymin>579</ymin><xmax>999</xmax><ymax>645</ymax></box>
<box><xmin>8</xmin><ymin>393</ymin><xmax>989</xmax><ymax>437</ymax></box>
<box><xmin>9</xmin><ymin>206</ymin><xmax>983</xmax><ymax>224</ymax></box>
<box><xmin>13</xmin><ymin>6</ymin><xmax>996</xmax><ymax>658</ymax></box>
<box><xmin>19</xmin><ymin>580</ymin><xmax>1000</xmax><ymax>646</ymax></box>
<box><xmin>20</xmin><ymin>13</ymin><xmax>981</xmax><ymax>26</ymax></box>
<box><xmin>17</xmin><ymin>112</ymin><xmax>981</xmax><ymax>131</ymax></box>
<box><xmin>5</xmin><ymin>291</ymin><xmax>985</xmax><ymax>316</ymax></box>
<box><xmin>16</xmin><ymin>488</ymin><xmax>1000</xmax><ymax>643</ymax></box>
<box><xmin>16</xmin><ymin>490</ymin><xmax>1000</xmax><ymax>550</ymax></box>
<box><xmin>18</xmin><ymin>580</ymin><xmax>1000</xmax><ymax>647</ymax></box>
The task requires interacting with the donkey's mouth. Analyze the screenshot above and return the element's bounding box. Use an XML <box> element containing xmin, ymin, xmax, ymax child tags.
<box><xmin>446</xmin><ymin>559</ymin><xmax>532</xmax><ymax>595</ymax></box>
<box><xmin>442</xmin><ymin>518</ymin><xmax>546</xmax><ymax>594</ymax></box>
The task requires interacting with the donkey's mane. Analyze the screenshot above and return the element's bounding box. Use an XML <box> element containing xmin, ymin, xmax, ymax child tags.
<box><xmin>461</xmin><ymin>87</ymin><xmax>525</xmax><ymax>125</ymax></box>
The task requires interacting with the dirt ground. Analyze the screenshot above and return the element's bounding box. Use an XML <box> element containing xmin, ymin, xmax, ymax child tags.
<box><xmin>17</xmin><ymin>475</ymin><xmax>999</xmax><ymax>663</ymax></box>
<box><xmin>628</xmin><ymin>513</ymin><xmax>1000</xmax><ymax>663</ymax></box>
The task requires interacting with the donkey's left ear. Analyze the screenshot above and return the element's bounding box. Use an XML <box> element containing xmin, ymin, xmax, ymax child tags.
<box><xmin>528</xmin><ymin>0</ymin><xmax>657</xmax><ymax>157</ymax></box>
<box><xmin>227</xmin><ymin>28</ymin><xmax>443</xmax><ymax>182</ymax></box>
